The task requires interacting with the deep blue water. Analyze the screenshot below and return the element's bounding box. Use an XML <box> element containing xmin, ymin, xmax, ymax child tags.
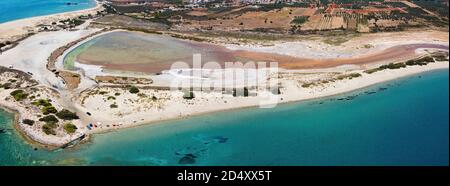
<box><xmin>0</xmin><ymin>0</ymin><xmax>96</xmax><ymax>23</ymax></box>
<box><xmin>0</xmin><ymin>69</ymin><xmax>448</xmax><ymax>165</ymax></box>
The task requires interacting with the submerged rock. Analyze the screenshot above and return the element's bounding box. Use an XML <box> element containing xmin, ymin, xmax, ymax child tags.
<box><xmin>178</xmin><ymin>154</ymin><xmax>197</xmax><ymax>165</ymax></box>
<box><xmin>214</xmin><ymin>136</ymin><xmax>229</xmax><ymax>143</ymax></box>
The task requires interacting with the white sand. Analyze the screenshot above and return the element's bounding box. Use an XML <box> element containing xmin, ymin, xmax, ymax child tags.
<box><xmin>0</xmin><ymin>1</ymin><xmax>103</xmax><ymax>43</ymax></box>
<box><xmin>76</xmin><ymin>62</ymin><xmax>449</xmax><ymax>134</ymax></box>
<box><xmin>225</xmin><ymin>30</ymin><xmax>449</xmax><ymax>59</ymax></box>
<box><xmin>0</xmin><ymin>22</ymin><xmax>101</xmax><ymax>88</ymax></box>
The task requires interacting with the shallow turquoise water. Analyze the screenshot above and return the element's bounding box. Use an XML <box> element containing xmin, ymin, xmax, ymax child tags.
<box><xmin>0</xmin><ymin>0</ymin><xmax>96</xmax><ymax>23</ymax></box>
<box><xmin>0</xmin><ymin>69</ymin><xmax>448</xmax><ymax>165</ymax></box>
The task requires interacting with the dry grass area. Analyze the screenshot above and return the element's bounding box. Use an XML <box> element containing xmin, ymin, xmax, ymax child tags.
<box><xmin>301</xmin><ymin>14</ymin><xmax>346</xmax><ymax>31</ymax></box>
<box><xmin>95</xmin><ymin>76</ymin><xmax>153</xmax><ymax>85</ymax></box>
<box><xmin>182</xmin><ymin>7</ymin><xmax>316</xmax><ymax>32</ymax></box>
<box><xmin>58</xmin><ymin>71</ymin><xmax>81</xmax><ymax>90</ymax></box>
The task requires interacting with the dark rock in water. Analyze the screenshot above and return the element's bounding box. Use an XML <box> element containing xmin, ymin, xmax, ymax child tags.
<box><xmin>345</xmin><ymin>95</ymin><xmax>358</xmax><ymax>100</ymax></box>
<box><xmin>378</xmin><ymin>87</ymin><xmax>387</xmax><ymax>91</ymax></box>
<box><xmin>178</xmin><ymin>154</ymin><xmax>196</xmax><ymax>164</ymax></box>
<box><xmin>214</xmin><ymin>136</ymin><xmax>229</xmax><ymax>143</ymax></box>
<box><xmin>34</xmin><ymin>148</ymin><xmax>38</xmax><ymax>151</ymax></box>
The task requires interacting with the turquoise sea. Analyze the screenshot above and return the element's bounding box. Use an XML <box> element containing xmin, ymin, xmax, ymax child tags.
<box><xmin>0</xmin><ymin>0</ymin><xmax>96</xmax><ymax>23</ymax></box>
<box><xmin>0</xmin><ymin>69</ymin><xmax>448</xmax><ymax>166</ymax></box>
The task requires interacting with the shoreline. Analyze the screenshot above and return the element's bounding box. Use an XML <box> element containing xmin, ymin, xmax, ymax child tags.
<box><xmin>81</xmin><ymin>63</ymin><xmax>449</xmax><ymax>135</ymax></box>
<box><xmin>1</xmin><ymin>63</ymin><xmax>448</xmax><ymax>150</ymax></box>
<box><xmin>0</xmin><ymin>105</ymin><xmax>59</xmax><ymax>150</ymax></box>
<box><xmin>0</xmin><ymin>0</ymin><xmax>103</xmax><ymax>43</ymax></box>
<box><xmin>0</xmin><ymin>15</ymin><xmax>448</xmax><ymax>150</ymax></box>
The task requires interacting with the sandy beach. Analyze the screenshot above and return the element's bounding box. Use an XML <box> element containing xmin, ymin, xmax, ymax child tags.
<box><xmin>0</xmin><ymin>0</ymin><xmax>103</xmax><ymax>43</ymax></box>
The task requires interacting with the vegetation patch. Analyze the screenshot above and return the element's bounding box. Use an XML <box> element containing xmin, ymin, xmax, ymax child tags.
<box><xmin>22</xmin><ymin>119</ymin><xmax>35</xmax><ymax>126</ymax></box>
<box><xmin>337</xmin><ymin>73</ymin><xmax>362</xmax><ymax>80</ymax></box>
<box><xmin>110</xmin><ymin>103</ymin><xmax>118</xmax><ymax>108</ymax></box>
<box><xmin>301</xmin><ymin>82</ymin><xmax>315</xmax><ymax>88</ymax></box>
<box><xmin>364</xmin><ymin>55</ymin><xmax>438</xmax><ymax>74</ymax></box>
<box><xmin>42</xmin><ymin>106</ymin><xmax>58</xmax><ymax>115</ymax></box>
<box><xmin>63</xmin><ymin>123</ymin><xmax>78</xmax><ymax>134</ymax></box>
<box><xmin>56</xmin><ymin>109</ymin><xmax>79</xmax><ymax>120</ymax></box>
<box><xmin>0</xmin><ymin>83</ymin><xmax>12</xmax><ymax>89</ymax></box>
<box><xmin>129</xmin><ymin>86</ymin><xmax>140</xmax><ymax>94</ymax></box>
<box><xmin>39</xmin><ymin>115</ymin><xmax>59</xmax><ymax>124</ymax></box>
<box><xmin>42</xmin><ymin>122</ymin><xmax>57</xmax><ymax>135</ymax></box>
<box><xmin>31</xmin><ymin>99</ymin><xmax>52</xmax><ymax>107</ymax></box>
<box><xmin>291</xmin><ymin>16</ymin><xmax>309</xmax><ymax>25</ymax></box>
<box><xmin>10</xmin><ymin>89</ymin><xmax>28</xmax><ymax>101</ymax></box>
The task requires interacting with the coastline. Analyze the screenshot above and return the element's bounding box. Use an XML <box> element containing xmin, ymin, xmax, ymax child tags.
<box><xmin>3</xmin><ymin>65</ymin><xmax>446</xmax><ymax>150</ymax></box>
<box><xmin>0</xmin><ymin>0</ymin><xmax>102</xmax><ymax>43</ymax></box>
<box><xmin>79</xmin><ymin>62</ymin><xmax>449</xmax><ymax>135</ymax></box>
<box><xmin>0</xmin><ymin>105</ymin><xmax>59</xmax><ymax>150</ymax></box>
<box><xmin>0</xmin><ymin>7</ymin><xmax>448</xmax><ymax>149</ymax></box>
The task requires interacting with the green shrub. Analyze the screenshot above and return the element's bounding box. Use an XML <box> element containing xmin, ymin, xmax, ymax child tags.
<box><xmin>42</xmin><ymin>123</ymin><xmax>57</xmax><ymax>135</ymax></box>
<box><xmin>107</xmin><ymin>96</ymin><xmax>116</xmax><ymax>100</ymax></box>
<box><xmin>302</xmin><ymin>83</ymin><xmax>315</xmax><ymax>88</ymax></box>
<box><xmin>379</xmin><ymin>63</ymin><xmax>406</xmax><ymax>69</ymax></box>
<box><xmin>349</xmin><ymin>73</ymin><xmax>362</xmax><ymax>78</ymax></box>
<box><xmin>0</xmin><ymin>83</ymin><xmax>12</xmax><ymax>89</ymax></box>
<box><xmin>22</xmin><ymin>119</ymin><xmax>35</xmax><ymax>126</ymax></box>
<box><xmin>129</xmin><ymin>86</ymin><xmax>139</xmax><ymax>94</ymax></box>
<box><xmin>32</xmin><ymin>99</ymin><xmax>52</xmax><ymax>107</ymax></box>
<box><xmin>42</xmin><ymin>106</ymin><xmax>58</xmax><ymax>115</ymax></box>
<box><xmin>10</xmin><ymin>89</ymin><xmax>28</xmax><ymax>101</ymax></box>
<box><xmin>39</xmin><ymin>115</ymin><xmax>59</xmax><ymax>124</ymax></box>
<box><xmin>56</xmin><ymin>109</ymin><xmax>79</xmax><ymax>120</ymax></box>
<box><xmin>110</xmin><ymin>103</ymin><xmax>118</xmax><ymax>108</ymax></box>
<box><xmin>291</xmin><ymin>16</ymin><xmax>309</xmax><ymax>25</ymax></box>
<box><xmin>364</xmin><ymin>68</ymin><xmax>381</xmax><ymax>74</ymax></box>
<box><xmin>63</xmin><ymin>123</ymin><xmax>78</xmax><ymax>134</ymax></box>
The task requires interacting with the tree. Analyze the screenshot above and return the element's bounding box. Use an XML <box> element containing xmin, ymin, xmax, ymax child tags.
<box><xmin>129</xmin><ymin>86</ymin><xmax>139</xmax><ymax>94</ymax></box>
<box><xmin>63</xmin><ymin>123</ymin><xmax>78</xmax><ymax>134</ymax></box>
<box><xmin>39</xmin><ymin>115</ymin><xmax>59</xmax><ymax>124</ymax></box>
<box><xmin>56</xmin><ymin>109</ymin><xmax>79</xmax><ymax>120</ymax></box>
<box><xmin>10</xmin><ymin>89</ymin><xmax>28</xmax><ymax>101</ymax></box>
<box><xmin>22</xmin><ymin>119</ymin><xmax>35</xmax><ymax>126</ymax></box>
<box><xmin>42</xmin><ymin>106</ymin><xmax>57</xmax><ymax>115</ymax></box>
<box><xmin>42</xmin><ymin>122</ymin><xmax>57</xmax><ymax>135</ymax></box>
